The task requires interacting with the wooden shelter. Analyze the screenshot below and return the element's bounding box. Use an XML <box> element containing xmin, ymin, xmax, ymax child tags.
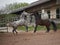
<box><xmin>9</xmin><ymin>0</ymin><xmax>60</xmax><ymax>19</ymax></box>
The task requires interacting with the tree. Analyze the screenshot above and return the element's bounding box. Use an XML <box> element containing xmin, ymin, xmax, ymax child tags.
<box><xmin>0</xmin><ymin>2</ymin><xmax>29</xmax><ymax>26</ymax></box>
<box><xmin>5</xmin><ymin>2</ymin><xmax>29</xmax><ymax>11</ymax></box>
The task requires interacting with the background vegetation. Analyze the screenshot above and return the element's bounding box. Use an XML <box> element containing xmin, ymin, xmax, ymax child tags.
<box><xmin>0</xmin><ymin>2</ymin><xmax>60</xmax><ymax>31</ymax></box>
<box><xmin>0</xmin><ymin>2</ymin><xmax>29</xmax><ymax>27</ymax></box>
<box><xmin>5</xmin><ymin>2</ymin><xmax>29</xmax><ymax>11</ymax></box>
<box><xmin>17</xmin><ymin>24</ymin><xmax>60</xmax><ymax>31</ymax></box>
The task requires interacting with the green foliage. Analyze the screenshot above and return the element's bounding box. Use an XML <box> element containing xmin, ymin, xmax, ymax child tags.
<box><xmin>17</xmin><ymin>26</ymin><xmax>46</xmax><ymax>31</ymax></box>
<box><xmin>5</xmin><ymin>2</ymin><xmax>29</xmax><ymax>10</ymax></box>
<box><xmin>57</xmin><ymin>24</ymin><xmax>60</xmax><ymax>29</ymax></box>
<box><xmin>0</xmin><ymin>14</ymin><xmax>17</xmax><ymax>25</ymax></box>
<box><xmin>17</xmin><ymin>24</ymin><xmax>60</xmax><ymax>31</ymax></box>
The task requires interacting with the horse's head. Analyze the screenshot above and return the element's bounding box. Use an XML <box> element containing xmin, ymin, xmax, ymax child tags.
<box><xmin>30</xmin><ymin>11</ymin><xmax>49</xmax><ymax>20</ymax></box>
<box><xmin>20</xmin><ymin>11</ymin><xmax>30</xmax><ymax>20</ymax></box>
<box><xmin>30</xmin><ymin>11</ymin><xmax>41</xmax><ymax>20</ymax></box>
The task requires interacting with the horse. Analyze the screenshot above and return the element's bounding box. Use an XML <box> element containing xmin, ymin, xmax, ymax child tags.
<box><xmin>7</xmin><ymin>11</ymin><xmax>30</xmax><ymax>34</ymax></box>
<box><xmin>30</xmin><ymin>11</ymin><xmax>57</xmax><ymax>33</ymax></box>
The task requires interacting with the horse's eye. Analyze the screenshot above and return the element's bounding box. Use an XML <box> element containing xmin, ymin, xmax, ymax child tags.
<box><xmin>25</xmin><ymin>15</ymin><xmax>27</xmax><ymax>17</ymax></box>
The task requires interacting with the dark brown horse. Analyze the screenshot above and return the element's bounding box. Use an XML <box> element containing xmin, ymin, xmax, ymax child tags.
<box><xmin>31</xmin><ymin>11</ymin><xmax>57</xmax><ymax>33</ymax></box>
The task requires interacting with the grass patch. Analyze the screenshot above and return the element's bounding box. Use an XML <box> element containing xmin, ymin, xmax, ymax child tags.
<box><xmin>56</xmin><ymin>24</ymin><xmax>60</xmax><ymax>29</ymax></box>
<box><xmin>17</xmin><ymin>26</ymin><xmax>26</xmax><ymax>31</ymax></box>
<box><xmin>17</xmin><ymin>24</ymin><xmax>60</xmax><ymax>31</ymax></box>
<box><xmin>17</xmin><ymin>26</ymin><xmax>46</xmax><ymax>31</ymax></box>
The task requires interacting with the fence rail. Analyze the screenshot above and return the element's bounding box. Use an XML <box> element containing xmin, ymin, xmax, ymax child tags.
<box><xmin>0</xmin><ymin>15</ymin><xmax>19</xmax><ymax>32</ymax></box>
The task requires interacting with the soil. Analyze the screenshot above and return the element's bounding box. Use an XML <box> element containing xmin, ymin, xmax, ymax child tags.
<box><xmin>0</xmin><ymin>30</ymin><xmax>60</xmax><ymax>45</ymax></box>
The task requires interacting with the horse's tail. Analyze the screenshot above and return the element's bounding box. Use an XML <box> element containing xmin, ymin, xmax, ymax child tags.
<box><xmin>50</xmin><ymin>21</ymin><xmax>57</xmax><ymax>32</ymax></box>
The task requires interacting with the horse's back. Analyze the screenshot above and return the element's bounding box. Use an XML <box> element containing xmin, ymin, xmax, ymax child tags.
<box><xmin>36</xmin><ymin>19</ymin><xmax>50</xmax><ymax>26</ymax></box>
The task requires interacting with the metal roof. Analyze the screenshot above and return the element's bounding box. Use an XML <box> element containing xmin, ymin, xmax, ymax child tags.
<box><xmin>8</xmin><ymin>0</ymin><xmax>50</xmax><ymax>14</ymax></box>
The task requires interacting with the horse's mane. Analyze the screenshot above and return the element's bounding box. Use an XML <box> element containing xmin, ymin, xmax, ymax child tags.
<box><xmin>33</xmin><ymin>12</ymin><xmax>41</xmax><ymax>19</ymax></box>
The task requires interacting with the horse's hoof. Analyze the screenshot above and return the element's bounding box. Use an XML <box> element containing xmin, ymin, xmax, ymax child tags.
<box><xmin>34</xmin><ymin>31</ymin><xmax>36</xmax><ymax>33</ymax></box>
<box><xmin>34</xmin><ymin>32</ymin><xmax>36</xmax><ymax>33</ymax></box>
<box><xmin>16</xmin><ymin>32</ymin><xmax>18</xmax><ymax>34</ymax></box>
<box><xmin>54</xmin><ymin>30</ymin><xmax>57</xmax><ymax>32</ymax></box>
<box><xmin>46</xmin><ymin>31</ymin><xmax>49</xmax><ymax>33</ymax></box>
<box><xmin>26</xmin><ymin>31</ymin><xmax>28</xmax><ymax>32</ymax></box>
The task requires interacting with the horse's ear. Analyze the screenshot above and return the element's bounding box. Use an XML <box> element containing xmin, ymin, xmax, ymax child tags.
<box><xmin>30</xmin><ymin>13</ymin><xmax>34</xmax><ymax>16</ymax></box>
<box><xmin>23</xmin><ymin>11</ymin><xmax>26</xmax><ymax>13</ymax></box>
<box><xmin>24</xmin><ymin>11</ymin><xmax>25</xmax><ymax>12</ymax></box>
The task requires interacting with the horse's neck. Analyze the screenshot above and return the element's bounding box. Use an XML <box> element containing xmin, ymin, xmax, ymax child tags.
<box><xmin>35</xmin><ymin>15</ymin><xmax>41</xmax><ymax>20</ymax></box>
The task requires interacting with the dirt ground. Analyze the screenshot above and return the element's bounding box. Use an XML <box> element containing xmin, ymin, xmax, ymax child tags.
<box><xmin>0</xmin><ymin>30</ymin><xmax>60</xmax><ymax>45</ymax></box>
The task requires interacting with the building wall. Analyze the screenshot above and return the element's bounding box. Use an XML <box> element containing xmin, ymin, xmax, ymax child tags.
<box><xmin>45</xmin><ymin>5</ymin><xmax>60</xmax><ymax>19</ymax></box>
<box><xmin>50</xmin><ymin>7</ymin><xmax>56</xmax><ymax>19</ymax></box>
<box><xmin>25</xmin><ymin>0</ymin><xmax>56</xmax><ymax>13</ymax></box>
<box><xmin>24</xmin><ymin>0</ymin><xmax>60</xmax><ymax>19</ymax></box>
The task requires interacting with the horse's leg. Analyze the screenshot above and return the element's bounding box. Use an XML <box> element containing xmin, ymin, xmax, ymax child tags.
<box><xmin>34</xmin><ymin>25</ymin><xmax>38</xmax><ymax>33</ymax></box>
<box><xmin>12</xmin><ymin>27</ymin><xmax>17</xmax><ymax>34</ymax></box>
<box><xmin>50</xmin><ymin>21</ymin><xmax>57</xmax><ymax>32</ymax></box>
<box><xmin>46</xmin><ymin>26</ymin><xmax>50</xmax><ymax>33</ymax></box>
<box><xmin>14</xmin><ymin>28</ymin><xmax>18</xmax><ymax>34</ymax></box>
<box><xmin>12</xmin><ymin>28</ymin><xmax>15</xmax><ymax>34</ymax></box>
<box><xmin>25</xmin><ymin>26</ymin><xmax>28</xmax><ymax>32</ymax></box>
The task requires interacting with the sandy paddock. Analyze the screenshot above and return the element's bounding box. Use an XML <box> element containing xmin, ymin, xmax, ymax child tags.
<box><xmin>0</xmin><ymin>30</ymin><xmax>60</xmax><ymax>45</ymax></box>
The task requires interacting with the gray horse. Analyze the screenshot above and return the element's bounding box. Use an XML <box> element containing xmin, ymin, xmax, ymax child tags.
<box><xmin>7</xmin><ymin>11</ymin><xmax>30</xmax><ymax>34</ymax></box>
